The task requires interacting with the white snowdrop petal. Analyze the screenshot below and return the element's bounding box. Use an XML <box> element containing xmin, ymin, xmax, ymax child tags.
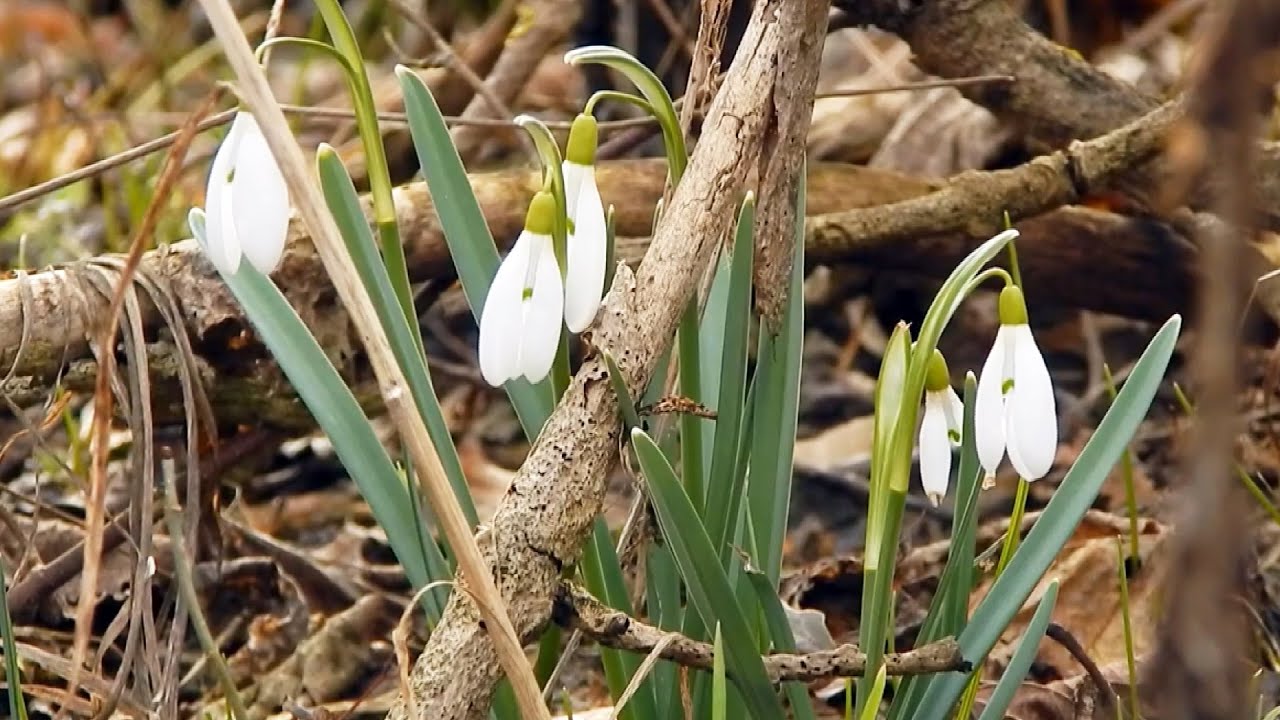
<box><xmin>562</xmin><ymin>161</ymin><xmax>587</xmax><ymax>217</ymax></box>
<box><xmin>564</xmin><ymin>171</ymin><xmax>607</xmax><ymax>333</ymax></box>
<box><xmin>230</xmin><ymin>114</ymin><xmax>290</xmax><ymax>274</ymax></box>
<box><xmin>943</xmin><ymin>386</ymin><xmax>964</xmax><ymax>444</ymax></box>
<box><xmin>974</xmin><ymin>326</ymin><xmax>1011</xmax><ymax>475</ymax></box>
<box><xmin>478</xmin><ymin>236</ymin><xmax>531</xmax><ymax>386</ymax></box>
<box><xmin>518</xmin><ymin>235</ymin><xmax>564</xmax><ymax>383</ymax></box>
<box><xmin>919</xmin><ymin>393</ymin><xmax>953</xmax><ymax>503</ymax></box>
<box><xmin>1005</xmin><ymin>325</ymin><xmax>1057</xmax><ymax>480</ymax></box>
<box><xmin>204</xmin><ymin>115</ymin><xmax>244</xmax><ymax>275</ymax></box>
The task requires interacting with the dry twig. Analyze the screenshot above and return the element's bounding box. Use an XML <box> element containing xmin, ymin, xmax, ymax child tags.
<box><xmin>553</xmin><ymin>583</ymin><xmax>968</xmax><ymax>682</ymax></box>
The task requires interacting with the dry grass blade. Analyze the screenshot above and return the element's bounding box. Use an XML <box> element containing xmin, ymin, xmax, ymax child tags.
<box><xmin>65</xmin><ymin>90</ymin><xmax>217</xmax><ymax>718</ymax></box>
<box><xmin>608</xmin><ymin>634</ymin><xmax>678</xmax><ymax>720</ymax></box>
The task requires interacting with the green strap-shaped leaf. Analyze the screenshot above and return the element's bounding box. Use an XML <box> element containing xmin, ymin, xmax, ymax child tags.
<box><xmin>317</xmin><ymin>145</ymin><xmax>479</xmax><ymax>529</ymax></box>
<box><xmin>975</xmin><ymin>581</ymin><xmax>1058</xmax><ymax>720</ymax></box>
<box><xmin>747</xmin><ymin>172</ymin><xmax>806</xmax><ymax>586</ymax></box>
<box><xmin>704</xmin><ymin>194</ymin><xmax>756</xmax><ymax>561</ymax></box>
<box><xmin>745</xmin><ymin>568</ymin><xmax>819</xmax><ymax>720</ymax></box>
<box><xmin>632</xmin><ymin>428</ymin><xmax>785</xmax><ymax>718</ymax></box>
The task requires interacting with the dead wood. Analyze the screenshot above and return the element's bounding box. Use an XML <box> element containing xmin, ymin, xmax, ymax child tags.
<box><xmin>832</xmin><ymin>0</ymin><xmax>1280</xmax><ymax>232</ymax></box>
<box><xmin>553</xmin><ymin>582</ymin><xmax>968</xmax><ymax>682</ymax></box>
<box><xmin>0</xmin><ymin>150</ymin><xmax>1225</xmax><ymax>428</ymax></box>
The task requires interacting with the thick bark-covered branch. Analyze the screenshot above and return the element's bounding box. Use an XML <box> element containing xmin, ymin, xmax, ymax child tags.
<box><xmin>553</xmin><ymin>583</ymin><xmax>967</xmax><ymax>682</ymax></box>
<box><xmin>0</xmin><ymin>154</ymin><xmax>1220</xmax><ymax>429</ymax></box>
<box><xmin>832</xmin><ymin>0</ymin><xmax>1280</xmax><ymax>231</ymax></box>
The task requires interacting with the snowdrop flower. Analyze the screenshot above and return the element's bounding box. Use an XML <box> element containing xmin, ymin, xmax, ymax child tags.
<box><xmin>478</xmin><ymin>191</ymin><xmax>564</xmax><ymax>386</ymax></box>
<box><xmin>202</xmin><ymin>111</ymin><xmax>290</xmax><ymax>275</ymax></box>
<box><xmin>919</xmin><ymin>350</ymin><xmax>964</xmax><ymax>506</ymax></box>
<box><xmin>974</xmin><ymin>285</ymin><xmax>1057</xmax><ymax>481</ymax></box>
<box><xmin>561</xmin><ymin>113</ymin><xmax>608</xmax><ymax>333</ymax></box>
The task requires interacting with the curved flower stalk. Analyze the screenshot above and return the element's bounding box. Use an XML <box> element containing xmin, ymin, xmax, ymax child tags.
<box><xmin>478</xmin><ymin>191</ymin><xmax>564</xmax><ymax>386</ymax></box>
<box><xmin>919</xmin><ymin>350</ymin><xmax>964</xmax><ymax>506</ymax></box>
<box><xmin>561</xmin><ymin>113</ymin><xmax>608</xmax><ymax>332</ymax></box>
<box><xmin>975</xmin><ymin>284</ymin><xmax>1057</xmax><ymax>481</ymax></box>
<box><xmin>201</xmin><ymin>111</ymin><xmax>290</xmax><ymax>276</ymax></box>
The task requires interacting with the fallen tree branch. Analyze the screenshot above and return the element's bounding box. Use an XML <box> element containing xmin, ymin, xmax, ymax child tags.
<box><xmin>0</xmin><ymin>143</ymin><xmax>1228</xmax><ymax>420</ymax></box>
<box><xmin>831</xmin><ymin>0</ymin><xmax>1280</xmax><ymax>232</ymax></box>
<box><xmin>552</xmin><ymin>582</ymin><xmax>968</xmax><ymax>682</ymax></box>
<box><xmin>385</xmin><ymin>1</ymin><xmax>830</xmax><ymax>716</ymax></box>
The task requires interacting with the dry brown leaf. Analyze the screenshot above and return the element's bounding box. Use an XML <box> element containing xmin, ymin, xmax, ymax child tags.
<box><xmin>976</xmin><ymin>513</ymin><xmax>1169</xmax><ymax>684</ymax></box>
<box><xmin>793</xmin><ymin>415</ymin><xmax>874</xmax><ymax>471</ymax></box>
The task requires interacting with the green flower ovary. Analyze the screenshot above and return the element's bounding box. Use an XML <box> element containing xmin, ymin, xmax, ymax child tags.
<box><xmin>524</xmin><ymin>191</ymin><xmax>557</xmax><ymax>235</ymax></box>
<box><xmin>998</xmin><ymin>284</ymin><xmax>1029</xmax><ymax>325</ymax></box>
<box><xmin>925</xmin><ymin>349</ymin><xmax>952</xmax><ymax>393</ymax></box>
<box><xmin>566</xmin><ymin>113</ymin><xmax>599</xmax><ymax>166</ymax></box>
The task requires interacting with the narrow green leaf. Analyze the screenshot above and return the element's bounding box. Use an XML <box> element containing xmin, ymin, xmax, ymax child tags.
<box><xmin>317</xmin><ymin>146</ymin><xmax>478</xmax><ymax>528</ymax></box>
<box><xmin>712</xmin><ymin>624</ymin><xmax>728</xmax><ymax>720</ymax></box>
<box><xmin>602</xmin><ymin>350</ymin><xmax>643</xmax><ymax>432</ymax></box>
<box><xmin>580</xmin><ymin>519</ymin><xmax>656</xmax><ymax>720</ymax></box>
<box><xmin>917</xmin><ymin>315</ymin><xmax>1181</xmax><ymax>718</ymax></box>
<box><xmin>859</xmin><ymin>667</ymin><xmax>888</xmax><ymax>720</ymax></box>
<box><xmin>705</xmin><ymin>194</ymin><xmax>755</xmax><ymax>560</ymax></box>
<box><xmin>397</xmin><ymin>67</ymin><xmax>552</xmax><ymax>438</ymax></box>
<box><xmin>632</xmin><ymin>428</ymin><xmax>785</xmax><ymax>718</ymax></box>
<box><xmin>212</xmin><ymin>257</ymin><xmax>435</xmax><ymax>592</ymax></box>
<box><xmin>975</xmin><ymin>582</ymin><xmax>1058</xmax><ymax>720</ymax></box>
<box><xmin>646</xmin><ymin>542</ymin><xmax>683</xmax><ymax>716</ymax></box>
<box><xmin>0</xmin><ymin>570</ymin><xmax>28</xmax><ymax>720</ymax></box>
<box><xmin>747</xmin><ymin>172</ymin><xmax>806</xmax><ymax>585</ymax></box>
<box><xmin>677</xmin><ymin>302</ymin><xmax>707</xmax><ymax>510</ymax></box>
<box><xmin>745</xmin><ymin>567</ymin><xmax>819</xmax><ymax>720</ymax></box>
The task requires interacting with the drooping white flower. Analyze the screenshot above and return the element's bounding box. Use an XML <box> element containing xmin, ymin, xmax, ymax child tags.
<box><xmin>919</xmin><ymin>349</ymin><xmax>964</xmax><ymax>506</ymax></box>
<box><xmin>202</xmin><ymin>111</ymin><xmax>290</xmax><ymax>276</ymax></box>
<box><xmin>561</xmin><ymin>113</ymin><xmax>607</xmax><ymax>334</ymax></box>
<box><xmin>974</xmin><ymin>285</ymin><xmax>1057</xmax><ymax>481</ymax></box>
<box><xmin>478</xmin><ymin>191</ymin><xmax>564</xmax><ymax>386</ymax></box>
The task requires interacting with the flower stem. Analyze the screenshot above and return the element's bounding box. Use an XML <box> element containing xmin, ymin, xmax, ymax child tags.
<box><xmin>995</xmin><ymin>478</ymin><xmax>1030</xmax><ymax>576</ymax></box>
<box><xmin>585</xmin><ymin>90</ymin><xmax>653</xmax><ymax>118</ymax></box>
<box><xmin>1103</xmin><ymin>363</ymin><xmax>1142</xmax><ymax>561</ymax></box>
<box><xmin>516</xmin><ymin>116</ymin><xmax>569</xmax><ymax>274</ymax></box>
<box><xmin>311</xmin><ymin>0</ymin><xmax>420</xmax><ymax>346</ymax></box>
<box><xmin>552</xmin><ymin>330</ymin><xmax>571</xmax><ymax>402</ymax></box>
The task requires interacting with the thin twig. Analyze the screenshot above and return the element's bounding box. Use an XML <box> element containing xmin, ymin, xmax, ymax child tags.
<box><xmin>0</xmin><ymin>73</ymin><xmax>1015</xmax><ymax>217</ymax></box>
<box><xmin>553</xmin><ymin>583</ymin><xmax>968</xmax><ymax>682</ymax></box>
